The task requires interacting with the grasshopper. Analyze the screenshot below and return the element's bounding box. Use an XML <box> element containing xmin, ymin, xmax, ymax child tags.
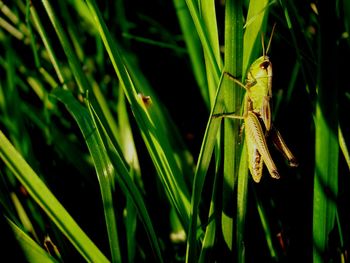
<box><xmin>214</xmin><ymin>25</ymin><xmax>298</xmax><ymax>182</ymax></box>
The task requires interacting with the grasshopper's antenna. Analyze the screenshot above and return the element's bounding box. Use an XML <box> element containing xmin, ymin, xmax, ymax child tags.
<box><xmin>261</xmin><ymin>31</ymin><xmax>266</xmax><ymax>56</ymax></box>
<box><xmin>266</xmin><ymin>23</ymin><xmax>277</xmax><ymax>55</ymax></box>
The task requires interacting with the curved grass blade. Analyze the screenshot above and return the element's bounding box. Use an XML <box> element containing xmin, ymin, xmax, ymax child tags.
<box><xmin>243</xmin><ymin>0</ymin><xmax>270</xmax><ymax>75</ymax></box>
<box><xmin>51</xmin><ymin>89</ymin><xmax>121</xmax><ymax>263</ymax></box>
<box><xmin>84</xmin><ymin>0</ymin><xmax>191</xmax><ymax>229</ymax></box>
<box><xmin>0</xmin><ymin>130</ymin><xmax>109</xmax><ymax>262</ymax></box>
<box><xmin>184</xmin><ymin>0</ymin><xmax>222</xmax><ymax>91</ymax></box>
<box><xmin>172</xmin><ymin>0</ymin><xmax>208</xmax><ymax>106</ymax></box>
<box><xmin>53</xmin><ymin>88</ymin><xmax>163</xmax><ymax>262</ymax></box>
<box><xmin>40</xmin><ymin>0</ymin><xmax>89</xmax><ymax>94</ymax></box>
<box><xmin>186</xmin><ymin>73</ymin><xmax>226</xmax><ymax>262</ymax></box>
<box><xmin>87</xmin><ymin>99</ymin><xmax>164</xmax><ymax>263</ymax></box>
<box><xmin>6</xmin><ymin>217</ymin><xmax>59</xmax><ymax>263</ymax></box>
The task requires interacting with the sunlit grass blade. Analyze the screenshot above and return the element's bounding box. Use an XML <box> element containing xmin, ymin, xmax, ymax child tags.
<box><xmin>29</xmin><ymin>4</ymin><xmax>66</xmax><ymax>87</ymax></box>
<box><xmin>52</xmin><ymin>89</ymin><xmax>121</xmax><ymax>262</ymax></box>
<box><xmin>339</xmin><ymin>126</ymin><xmax>350</xmax><ymax>171</ymax></box>
<box><xmin>172</xmin><ymin>0</ymin><xmax>208</xmax><ymax>106</ymax></box>
<box><xmin>220</xmin><ymin>0</ymin><xmax>243</xmax><ymax>255</ymax></box>
<box><xmin>186</xmin><ymin>73</ymin><xmax>226</xmax><ymax>262</ymax></box>
<box><xmin>84</xmin><ymin>0</ymin><xmax>191</xmax><ymax>229</ymax></box>
<box><xmin>40</xmin><ymin>0</ymin><xmax>88</xmax><ymax>94</ymax></box>
<box><xmin>236</xmin><ymin>142</ymin><xmax>249</xmax><ymax>263</ymax></box>
<box><xmin>313</xmin><ymin>2</ymin><xmax>339</xmax><ymax>261</ymax></box>
<box><xmin>0</xmin><ymin>130</ymin><xmax>109</xmax><ymax>262</ymax></box>
<box><xmin>184</xmin><ymin>0</ymin><xmax>221</xmax><ymax>91</ymax></box>
<box><xmin>6</xmin><ymin>217</ymin><xmax>59</xmax><ymax>263</ymax></box>
<box><xmin>53</xmin><ymin>88</ymin><xmax>163</xmax><ymax>261</ymax></box>
<box><xmin>243</xmin><ymin>0</ymin><xmax>270</xmax><ymax>75</ymax></box>
<box><xmin>87</xmin><ymin>98</ymin><xmax>164</xmax><ymax>262</ymax></box>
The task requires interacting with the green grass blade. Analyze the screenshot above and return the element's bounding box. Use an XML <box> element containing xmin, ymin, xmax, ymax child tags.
<box><xmin>339</xmin><ymin>125</ymin><xmax>350</xmax><ymax>171</ymax></box>
<box><xmin>0</xmin><ymin>130</ymin><xmax>109</xmax><ymax>262</ymax></box>
<box><xmin>29</xmin><ymin>4</ymin><xmax>65</xmax><ymax>87</ymax></box>
<box><xmin>172</xmin><ymin>0</ymin><xmax>208</xmax><ymax>106</ymax></box>
<box><xmin>184</xmin><ymin>0</ymin><xmax>222</xmax><ymax>92</ymax></box>
<box><xmin>6</xmin><ymin>217</ymin><xmax>59</xmax><ymax>263</ymax></box>
<box><xmin>254</xmin><ymin>188</ymin><xmax>278</xmax><ymax>259</ymax></box>
<box><xmin>84</xmin><ymin>0</ymin><xmax>191</xmax><ymax>228</ymax></box>
<box><xmin>200</xmin><ymin>0</ymin><xmax>222</xmax><ymax>104</ymax></box>
<box><xmin>236</xmin><ymin>141</ymin><xmax>249</xmax><ymax>263</ymax></box>
<box><xmin>89</xmin><ymin>104</ymin><xmax>162</xmax><ymax>262</ymax></box>
<box><xmin>313</xmin><ymin>2</ymin><xmax>339</xmax><ymax>261</ymax></box>
<box><xmin>243</xmin><ymin>0</ymin><xmax>270</xmax><ymax>75</ymax></box>
<box><xmin>221</xmin><ymin>0</ymin><xmax>243</xmax><ymax>254</ymax></box>
<box><xmin>52</xmin><ymin>89</ymin><xmax>121</xmax><ymax>263</ymax></box>
<box><xmin>87</xmin><ymin>99</ymin><xmax>164</xmax><ymax>263</ymax></box>
<box><xmin>40</xmin><ymin>0</ymin><xmax>88</xmax><ymax>93</ymax></box>
<box><xmin>186</xmin><ymin>73</ymin><xmax>226</xmax><ymax>262</ymax></box>
<box><xmin>53</xmin><ymin>89</ymin><xmax>163</xmax><ymax>261</ymax></box>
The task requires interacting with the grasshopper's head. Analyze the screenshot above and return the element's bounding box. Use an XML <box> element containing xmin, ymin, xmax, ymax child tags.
<box><xmin>247</xmin><ymin>24</ymin><xmax>276</xmax><ymax>80</ymax></box>
<box><xmin>248</xmin><ymin>55</ymin><xmax>272</xmax><ymax>80</ymax></box>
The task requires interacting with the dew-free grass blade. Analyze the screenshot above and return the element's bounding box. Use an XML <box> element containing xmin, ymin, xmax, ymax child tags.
<box><xmin>87</xmin><ymin>98</ymin><xmax>164</xmax><ymax>263</ymax></box>
<box><xmin>221</xmin><ymin>0</ymin><xmax>243</xmax><ymax>255</ymax></box>
<box><xmin>184</xmin><ymin>0</ymin><xmax>222</xmax><ymax>91</ymax></box>
<box><xmin>0</xmin><ymin>130</ymin><xmax>109</xmax><ymax>262</ymax></box>
<box><xmin>40</xmin><ymin>0</ymin><xmax>88</xmax><ymax>94</ymax></box>
<box><xmin>6</xmin><ymin>217</ymin><xmax>59</xmax><ymax>263</ymax></box>
<box><xmin>186</xmin><ymin>73</ymin><xmax>226</xmax><ymax>262</ymax></box>
<box><xmin>313</xmin><ymin>2</ymin><xmax>339</xmax><ymax>261</ymax></box>
<box><xmin>172</xmin><ymin>0</ymin><xmax>208</xmax><ymax>107</ymax></box>
<box><xmin>53</xmin><ymin>88</ymin><xmax>163</xmax><ymax>262</ymax></box>
<box><xmin>51</xmin><ymin>89</ymin><xmax>121</xmax><ymax>263</ymax></box>
<box><xmin>84</xmin><ymin>0</ymin><xmax>191</xmax><ymax>229</ymax></box>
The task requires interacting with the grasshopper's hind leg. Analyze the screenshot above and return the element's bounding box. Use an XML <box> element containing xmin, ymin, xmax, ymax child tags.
<box><xmin>270</xmin><ymin>127</ymin><xmax>299</xmax><ymax>167</ymax></box>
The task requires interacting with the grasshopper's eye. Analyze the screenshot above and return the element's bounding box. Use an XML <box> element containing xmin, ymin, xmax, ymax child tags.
<box><xmin>260</xmin><ymin>61</ymin><xmax>270</xmax><ymax>69</ymax></box>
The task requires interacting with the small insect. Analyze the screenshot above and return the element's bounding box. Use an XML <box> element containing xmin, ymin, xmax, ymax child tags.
<box><xmin>214</xmin><ymin>25</ymin><xmax>298</xmax><ymax>182</ymax></box>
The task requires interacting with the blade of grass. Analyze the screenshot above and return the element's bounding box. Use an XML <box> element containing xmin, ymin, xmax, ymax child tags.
<box><xmin>172</xmin><ymin>0</ymin><xmax>208</xmax><ymax>106</ymax></box>
<box><xmin>6</xmin><ymin>217</ymin><xmax>59</xmax><ymax>263</ymax></box>
<box><xmin>186</xmin><ymin>73</ymin><xmax>226</xmax><ymax>262</ymax></box>
<box><xmin>29</xmin><ymin>4</ymin><xmax>66</xmax><ymax>87</ymax></box>
<box><xmin>184</xmin><ymin>0</ymin><xmax>222</xmax><ymax>92</ymax></box>
<box><xmin>0</xmin><ymin>130</ymin><xmax>109</xmax><ymax>262</ymax></box>
<box><xmin>40</xmin><ymin>0</ymin><xmax>88</xmax><ymax>94</ymax></box>
<box><xmin>253</xmin><ymin>187</ymin><xmax>278</xmax><ymax>259</ymax></box>
<box><xmin>200</xmin><ymin>0</ymin><xmax>222</xmax><ymax>105</ymax></box>
<box><xmin>87</xmin><ymin>98</ymin><xmax>164</xmax><ymax>263</ymax></box>
<box><xmin>84</xmin><ymin>0</ymin><xmax>191</xmax><ymax>229</ymax></box>
<box><xmin>221</xmin><ymin>0</ymin><xmax>243</xmax><ymax>254</ymax></box>
<box><xmin>339</xmin><ymin>125</ymin><xmax>350</xmax><ymax>171</ymax></box>
<box><xmin>52</xmin><ymin>88</ymin><xmax>163</xmax><ymax>262</ymax></box>
<box><xmin>313</xmin><ymin>1</ymin><xmax>339</xmax><ymax>261</ymax></box>
<box><xmin>236</xmin><ymin>141</ymin><xmax>249</xmax><ymax>263</ymax></box>
<box><xmin>52</xmin><ymin>89</ymin><xmax>121</xmax><ymax>263</ymax></box>
<box><xmin>243</xmin><ymin>0</ymin><xmax>270</xmax><ymax>75</ymax></box>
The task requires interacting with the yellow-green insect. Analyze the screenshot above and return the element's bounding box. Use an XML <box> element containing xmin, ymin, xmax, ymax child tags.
<box><xmin>215</xmin><ymin>25</ymin><xmax>298</xmax><ymax>182</ymax></box>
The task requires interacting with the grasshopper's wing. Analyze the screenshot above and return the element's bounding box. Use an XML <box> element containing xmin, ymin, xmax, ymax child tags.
<box><xmin>246</xmin><ymin>126</ymin><xmax>264</xmax><ymax>182</ymax></box>
<box><xmin>245</xmin><ymin>112</ymin><xmax>280</xmax><ymax>180</ymax></box>
<box><xmin>271</xmin><ymin>127</ymin><xmax>299</xmax><ymax>167</ymax></box>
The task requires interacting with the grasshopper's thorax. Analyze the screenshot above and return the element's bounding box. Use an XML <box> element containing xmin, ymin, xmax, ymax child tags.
<box><xmin>245</xmin><ymin>55</ymin><xmax>272</xmax><ymax>113</ymax></box>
